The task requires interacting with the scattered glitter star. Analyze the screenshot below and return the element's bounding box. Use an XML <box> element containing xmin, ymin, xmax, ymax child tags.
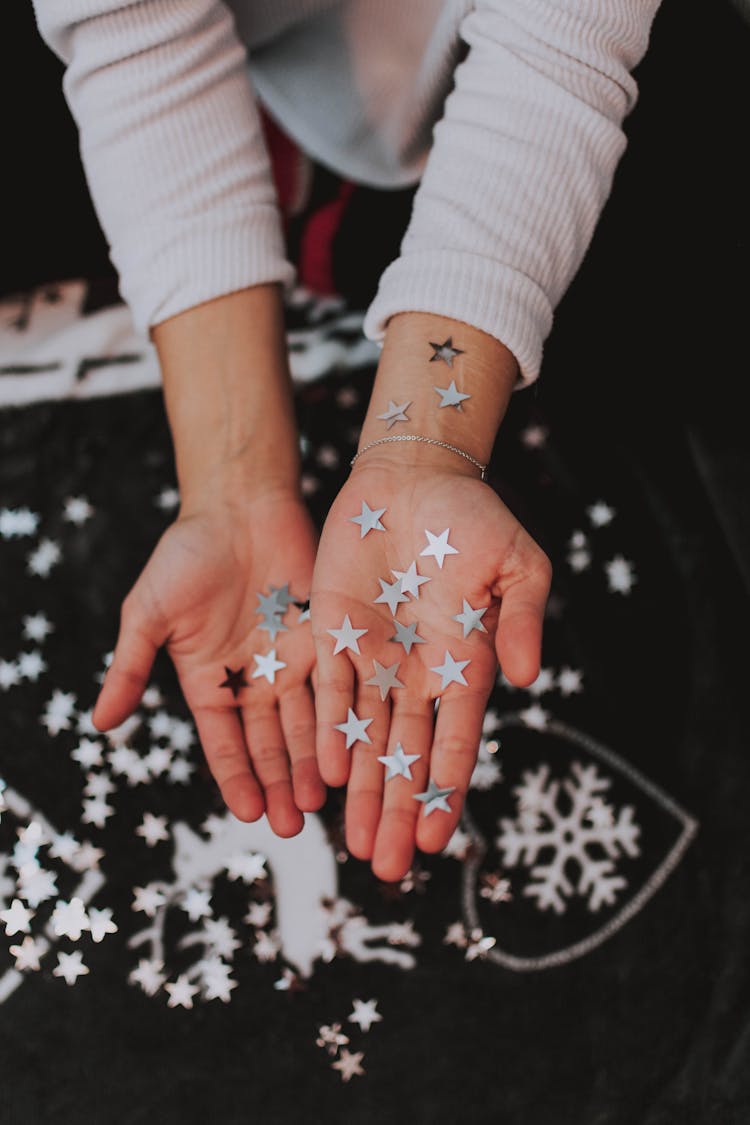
<box><xmin>519</xmin><ymin>704</ymin><xmax>548</xmax><ymax>729</ymax></box>
<box><xmin>219</xmin><ymin>666</ymin><xmax>248</xmax><ymax>698</ymax></box>
<box><xmin>181</xmin><ymin>887</ymin><xmax>213</xmax><ymax>922</ymax></box>
<box><xmin>132</xmin><ymin>884</ymin><xmax>167</xmax><ymax>917</ymax></box>
<box><xmin>53</xmin><ymin>950</ymin><xmax>89</xmax><ymax>985</ymax></box>
<box><xmin>316</xmin><ymin>1024</ymin><xmax>349</xmax><ymax>1053</ymax></box>
<box><xmin>18</xmin><ymin>650</ymin><xmax>46</xmax><ymax>681</ymax></box>
<box><xmin>378</xmin><ymin>742</ymin><xmax>421</xmax><ymax>781</ymax></box>
<box><xmin>155</xmin><ymin>486</ymin><xmax>180</xmax><ymax>510</ymax></box>
<box><xmin>225</xmin><ymin>852</ymin><xmax>266</xmax><ymax>884</ymax></box>
<box><xmin>0</xmin><ymin>507</ymin><xmax>39</xmax><ymax>537</ymax></box>
<box><xmin>82</xmin><ymin>796</ymin><xmax>114</xmax><ymax>828</ymax></box>
<box><xmin>334</xmin><ymin>708</ymin><xmax>373</xmax><ymax>749</ymax></box>
<box><xmin>27</xmin><ymin>538</ymin><xmax>61</xmax><ymax>577</ymax></box>
<box><xmin>376</xmin><ymin>400</ymin><xmax>411</xmax><ymax>429</ymax></box>
<box><xmin>1</xmin><ymin>898</ymin><xmax>35</xmax><ymax>936</ymax></box>
<box><xmin>420</xmin><ymin>528</ymin><xmax>458</xmax><ymax>568</ymax></box>
<box><xmin>165</xmin><ymin>975</ymin><xmax>200</xmax><ymax>1009</ymax></box>
<box><xmin>430</xmin><ymin>650</ymin><xmax>470</xmax><ymax>690</ymax></box>
<box><xmin>364</xmin><ymin>660</ymin><xmax>405</xmax><ymax>701</ymax></box>
<box><xmin>389</xmin><ymin>619</ymin><xmax>426</xmax><ymax>655</ymax></box>
<box><xmin>0</xmin><ymin>661</ymin><xmax>20</xmax><ymax>690</ymax></box>
<box><xmin>444</xmin><ymin>921</ymin><xmax>468</xmax><ymax>947</ymax></box>
<box><xmin>332</xmin><ymin>1049</ymin><xmax>365</xmax><ymax>1082</ymax></box>
<box><xmin>434</xmin><ymin>380</ymin><xmax>470</xmax><ymax>410</ymax></box>
<box><xmin>71</xmin><ymin>738</ymin><xmax>104</xmax><ymax>769</ymax></box>
<box><xmin>9</xmin><ymin>935</ymin><xmax>45</xmax><ymax>971</ymax></box>
<box><xmin>429</xmin><ymin>337</ymin><xmax>465</xmax><ymax>367</ymax></box>
<box><xmin>63</xmin><ymin>496</ymin><xmax>94</xmax><ymax>525</ymax></box>
<box><xmin>244</xmin><ymin>901</ymin><xmax>272</xmax><ymax>928</ymax></box>
<box><xmin>89</xmin><ymin>907</ymin><xmax>118</xmax><ymax>942</ymax></box>
<box><xmin>526</xmin><ymin>667</ymin><xmax>555</xmax><ymax>697</ymax></box>
<box><xmin>349</xmin><ymin>500</ymin><xmax>386</xmax><ymax>538</ymax></box>
<box><xmin>41</xmin><ymin>690</ymin><xmax>77</xmax><ymax>736</ymax></box>
<box><xmin>373</xmin><ymin>576</ymin><xmax>409</xmax><ymax>615</ymax></box>
<box><xmin>520</xmin><ymin>424</ymin><xmax>548</xmax><ymax>449</ymax></box>
<box><xmin>391</xmin><ymin>561</ymin><xmax>431</xmax><ymax>599</ymax></box>
<box><xmin>452</xmin><ymin>599</ymin><xmax>488</xmax><ymax>637</ymax></box>
<box><xmin>558</xmin><ymin>667</ymin><xmax>584</xmax><ymax>695</ymax></box>
<box><xmin>136</xmin><ymin>813</ymin><xmax>170</xmax><ymax>846</ymax></box>
<box><xmin>22</xmin><ymin>613</ymin><xmax>53</xmax><ymax>642</ymax></box>
<box><xmin>480</xmin><ymin>873</ymin><xmax>513</xmax><ymax>904</ymax></box>
<box><xmin>605</xmin><ymin>555</ymin><xmax>636</xmax><ymax>594</ymax></box>
<box><xmin>413</xmin><ymin>778</ymin><xmax>455</xmax><ymax>816</ymax></box>
<box><xmin>348</xmin><ymin>998</ymin><xmax>382</xmax><ymax>1032</ymax></box>
<box><xmin>252</xmin><ymin>649</ymin><xmax>287</xmax><ymax>684</ymax></box>
<box><xmin>327</xmin><ymin>614</ymin><xmax>368</xmax><ymax>656</ymax></box>
<box><xmin>465</xmin><ymin>930</ymin><xmax>497</xmax><ymax>961</ymax></box>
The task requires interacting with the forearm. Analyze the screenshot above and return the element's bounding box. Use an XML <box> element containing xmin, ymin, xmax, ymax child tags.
<box><xmin>355</xmin><ymin>311</ymin><xmax>519</xmax><ymax>476</ymax></box>
<box><xmin>152</xmin><ymin>284</ymin><xmax>301</xmax><ymax>512</ymax></box>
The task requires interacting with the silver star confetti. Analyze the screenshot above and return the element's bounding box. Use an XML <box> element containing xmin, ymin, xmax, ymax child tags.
<box><xmin>364</xmin><ymin>660</ymin><xmax>405</xmax><ymax>701</ymax></box>
<box><xmin>430</xmin><ymin>650</ymin><xmax>470</xmax><ymax>690</ymax></box>
<box><xmin>332</xmin><ymin>1048</ymin><xmax>365</xmax><ymax>1082</ymax></box>
<box><xmin>348</xmin><ymin>998</ymin><xmax>382</xmax><ymax>1032</ymax></box>
<box><xmin>389</xmin><ymin>620</ymin><xmax>426</xmax><ymax>655</ymax></box>
<box><xmin>373</xmin><ymin>576</ymin><xmax>409</xmax><ymax>616</ymax></box>
<box><xmin>433</xmin><ymin>380</ymin><xmax>470</xmax><ymax>410</ymax></box>
<box><xmin>349</xmin><ymin>501</ymin><xmax>386</xmax><ymax>538</ymax></box>
<box><xmin>419</xmin><ymin>528</ymin><xmax>458</xmax><ymax>569</ymax></box>
<box><xmin>334</xmin><ymin>708</ymin><xmax>374</xmax><ymax>749</ymax></box>
<box><xmin>452</xmin><ymin>599</ymin><xmax>488</xmax><ymax>638</ymax></box>
<box><xmin>413</xmin><ymin>778</ymin><xmax>456</xmax><ymax>816</ymax></box>
<box><xmin>391</xmin><ymin>561</ymin><xmax>431</xmax><ymax>599</ymax></box>
<box><xmin>378</xmin><ymin>743</ymin><xmax>421</xmax><ymax>781</ymax></box>
<box><xmin>327</xmin><ymin>614</ymin><xmax>368</xmax><ymax>656</ymax></box>
<box><xmin>376</xmin><ymin>400</ymin><xmax>411</xmax><ymax>429</ymax></box>
<box><xmin>252</xmin><ymin>649</ymin><xmax>287</xmax><ymax>684</ymax></box>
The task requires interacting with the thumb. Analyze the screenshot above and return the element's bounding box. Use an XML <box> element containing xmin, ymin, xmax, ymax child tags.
<box><xmin>494</xmin><ymin>551</ymin><xmax>552</xmax><ymax>688</ymax></box>
<box><xmin>92</xmin><ymin>597</ymin><xmax>166</xmax><ymax>731</ymax></box>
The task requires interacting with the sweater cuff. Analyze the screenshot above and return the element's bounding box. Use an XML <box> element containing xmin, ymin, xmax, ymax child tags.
<box><xmin>361</xmin><ymin>249</ymin><xmax>554</xmax><ymax>389</ymax></box>
<box><xmin>122</xmin><ymin>204</ymin><xmax>297</xmax><ymax>336</ymax></box>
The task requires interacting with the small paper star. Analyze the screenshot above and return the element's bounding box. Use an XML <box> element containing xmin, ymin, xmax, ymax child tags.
<box><xmin>434</xmin><ymin>380</ymin><xmax>470</xmax><ymax>410</ymax></box>
<box><xmin>373</xmin><ymin>576</ymin><xmax>409</xmax><ymax>616</ymax></box>
<box><xmin>348</xmin><ymin>998</ymin><xmax>383</xmax><ymax>1032</ymax></box>
<box><xmin>327</xmin><ymin>614</ymin><xmax>368</xmax><ymax>656</ymax></box>
<box><xmin>244</xmin><ymin>901</ymin><xmax>272</xmax><ymax>928</ymax></box>
<box><xmin>132</xmin><ymin>884</ymin><xmax>167</xmax><ymax>917</ymax></box>
<box><xmin>378</xmin><ymin>742</ymin><xmax>421</xmax><ymax>781</ymax></box>
<box><xmin>8</xmin><ymin>935</ymin><xmax>45</xmax><ymax>971</ymax></box>
<box><xmin>605</xmin><ymin>555</ymin><xmax>636</xmax><ymax>594</ymax></box>
<box><xmin>252</xmin><ymin>650</ymin><xmax>287</xmax><ymax>684</ymax></box>
<box><xmin>334</xmin><ymin>708</ymin><xmax>373</xmax><ymax>749</ymax></box>
<box><xmin>332</xmin><ymin>1048</ymin><xmax>365</xmax><ymax>1082</ymax></box>
<box><xmin>413</xmin><ymin>778</ymin><xmax>456</xmax><ymax>816</ymax></box>
<box><xmin>51</xmin><ymin>897</ymin><xmax>90</xmax><ymax>941</ymax></box>
<box><xmin>88</xmin><ymin>907</ymin><xmax>118</xmax><ymax>942</ymax></box>
<box><xmin>22</xmin><ymin>613</ymin><xmax>53</xmax><ymax>643</ymax></box>
<box><xmin>256</xmin><ymin>590</ymin><xmax>286</xmax><ymax>618</ymax></box>
<box><xmin>377</xmin><ymin>400</ymin><xmax>411</xmax><ymax>429</ymax></box>
<box><xmin>587</xmin><ymin>500</ymin><xmax>615</xmax><ymax>527</ymax></box>
<box><xmin>389</xmin><ymin>620</ymin><xmax>426</xmax><ymax>655</ymax></box>
<box><xmin>129</xmin><ymin>959</ymin><xmax>166</xmax><ymax>996</ymax></box>
<box><xmin>219</xmin><ymin>666</ymin><xmax>248</xmax><ymax>698</ymax></box>
<box><xmin>558</xmin><ymin>667</ymin><xmax>584</xmax><ymax>696</ymax></box>
<box><xmin>364</xmin><ymin>660</ymin><xmax>405</xmax><ymax>701</ymax></box>
<box><xmin>136</xmin><ymin>813</ymin><xmax>170</xmax><ymax>847</ymax></box>
<box><xmin>349</xmin><ymin>501</ymin><xmax>386</xmax><ymax>538</ymax></box>
<box><xmin>181</xmin><ymin>887</ymin><xmax>212</xmax><ymax>922</ymax></box>
<box><xmin>452</xmin><ymin>599</ymin><xmax>488</xmax><ymax>638</ymax></box>
<box><xmin>429</xmin><ymin>337</ymin><xmax>465</xmax><ymax>367</ymax></box>
<box><xmin>165</xmin><ymin>975</ymin><xmax>200</xmax><ymax>1009</ymax></box>
<box><xmin>391</xmin><ymin>561</ymin><xmax>431</xmax><ymax>599</ymax></box>
<box><xmin>420</xmin><ymin>528</ymin><xmax>458</xmax><ymax>569</ymax></box>
<box><xmin>53</xmin><ymin>950</ymin><xmax>89</xmax><ymax>985</ymax></box>
<box><xmin>0</xmin><ymin>898</ymin><xmax>34</xmax><ymax>936</ymax></box>
<box><xmin>316</xmin><ymin>1023</ymin><xmax>350</xmax><ymax>1052</ymax></box>
<box><xmin>225</xmin><ymin>852</ymin><xmax>266</xmax><ymax>883</ymax></box>
<box><xmin>430</xmin><ymin>650</ymin><xmax>470</xmax><ymax>690</ymax></box>
<box><xmin>63</xmin><ymin>496</ymin><xmax>94</xmax><ymax>525</ymax></box>
<box><xmin>27</xmin><ymin>538</ymin><xmax>61</xmax><ymax>577</ymax></box>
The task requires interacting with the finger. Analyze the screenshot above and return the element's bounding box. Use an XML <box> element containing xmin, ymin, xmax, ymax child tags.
<box><xmin>416</xmin><ymin>688</ymin><xmax>488</xmax><ymax>855</ymax></box>
<box><xmin>371</xmin><ymin>694</ymin><xmax>433</xmax><ymax>883</ymax></box>
<box><xmin>92</xmin><ymin>601</ymin><xmax>164</xmax><ymax>731</ymax></box>
<box><xmin>344</xmin><ymin>678</ymin><xmax>389</xmax><ymax>862</ymax></box>
<box><xmin>241</xmin><ymin>703</ymin><xmax>304</xmax><ymax>838</ymax></box>
<box><xmin>313</xmin><ymin>640</ymin><xmax>355</xmax><ymax>788</ymax></box>
<box><xmin>279</xmin><ymin>683</ymin><xmax>327</xmax><ymax>812</ymax></box>
<box><xmin>495</xmin><ymin>553</ymin><xmax>552</xmax><ymax>687</ymax></box>
<box><xmin>192</xmin><ymin>705</ymin><xmax>265</xmax><ymax>823</ymax></box>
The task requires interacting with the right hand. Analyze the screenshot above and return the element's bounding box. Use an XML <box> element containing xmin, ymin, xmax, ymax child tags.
<box><xmin>92</xmin><ymin>487</ymin><xmax>325</xmax><ymax>837</ymax></box>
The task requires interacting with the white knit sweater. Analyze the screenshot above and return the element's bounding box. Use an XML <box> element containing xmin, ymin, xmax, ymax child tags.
<box><xmin>31</xmin><ymin>0</ymin><xmax>662</xmax><ymax>386</ymax></box>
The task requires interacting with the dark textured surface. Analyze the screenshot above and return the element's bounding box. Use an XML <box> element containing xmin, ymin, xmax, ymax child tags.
<box><xmin>1</xmin><ymin>1</ymin><xmax>749</xmax><ymax>1122</ymax></box>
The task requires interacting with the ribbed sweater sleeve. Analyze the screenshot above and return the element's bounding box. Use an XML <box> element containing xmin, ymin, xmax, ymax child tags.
<box><xmin>30</xmin><ymin>0</ymin><xmax>296</xmax><ymax>335</ymax></box>
<box><xmin>361</xmin><ymin>0</ymin><xmax>663</xmax><ymax>387</ymax></box>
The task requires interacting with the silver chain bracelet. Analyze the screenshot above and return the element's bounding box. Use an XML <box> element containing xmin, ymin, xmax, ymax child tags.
<box><xmin>350</xmin><ymin>434</ymin><xmax>487</xmax><ymax>479</ymax></box>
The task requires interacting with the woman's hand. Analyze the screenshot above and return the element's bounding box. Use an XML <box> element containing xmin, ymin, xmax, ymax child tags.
<box><xmin>311</xmin><ymin>459</ymin><xmax>551</xmax><ymax>882</ymax></box>
<box><xmin>93</xmin><ymin>487</ymin><xmax>325</xmax><ymax>836</ymax></box>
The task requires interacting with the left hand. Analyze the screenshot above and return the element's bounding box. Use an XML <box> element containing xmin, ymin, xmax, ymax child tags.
<box><xmin>310</xmin><ymin>458</ymin><xmax>551</xmax><ymax>882</ymax></box>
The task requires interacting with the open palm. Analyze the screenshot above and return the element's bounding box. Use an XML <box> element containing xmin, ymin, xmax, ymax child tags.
<box><xmin>93</xmin><ymin>492</ymin><xmax>324</xmax><ymax>835</ymax></box>
<box><xmin>311</xmin><ymin>462</ymin><xmax>551</xmax><ymax>881</ymax></box>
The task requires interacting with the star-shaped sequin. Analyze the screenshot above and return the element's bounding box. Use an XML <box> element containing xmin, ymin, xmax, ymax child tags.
<box><xmin>419</xmin><ymin>528</ymin><xmax>459</xmax><ymax>569</ymax></box>
<box><xmin>452</xmin><ymin>599</ymin><xmax>488</xmax><ymax>637</ymax></box>
<box><xmin>365</xmin><ymin>660</ymin><xmax>405</xmax><ymax>701</ymax></box>
<box><xmin>334</xmin><ymin>708</ymin><xmax>374</xmax><ymax>749</ymax></box>
<box><xmin>373</xmin><ymin>576</ymin><xmax>409</xmax><ymax>615</ymax></box>
<box><xmin>218</xmin><ymin>666</ymin><xmax>248</xmax><ymax>698</ymax></box>
<box><xmin>430</xmin><ymin>650</ymin><xmax>470</xmax><ymax>689</ymax></box>
<box><xmin>327</xmin><ymin>614</ymin><xmax>368</xmax><ymax>656</ymax></box>
<box><xmin>413</xmin><ymin>778</ymin><xmax>456</xmax><ymax>816</ymax></box>
<box><xmin>252</xmin><ymin>650</ymin><xmax>287</xmax><ymax>685</ymax></box>
<box><xmin>348</xmin><ymin>998</ymin><xmax>383</xmax><ymax>1032</ymax></box>
<box><xmin>391</xmin><ymin>561</ymin><xmax>431</xmax><ymax>599</ymax></box>
<box><xmin>349</xmin><ymin>501</ymin><xmax>386</xmax><ymax>538</ymax></box>
<box><xmin>376</xmin><ymin>400</ymin><xmax>411</xmax><ymax>429</ymax></box>
<box><xmin>429</xmin><ymin>337</ymin><xmax>465</xmax><ymax>367</ymax></box>
<box><xmin>378</xmin><ymin>742</ymin><xmax>421</xmax><ymax>781</ymax></box>
<box><xmin>389</xmin><ymin>620</ymin><xmax>426</xmax><ymax>655</ymax></box>
<box><xmin>332</xmin><ymin>1049</ymin><xmax>365</xmax><ymax>1082</ymax></box>
<box><xmin>434</xmin><ymin>380</ymin><xmax>470</xmax><ymax>410</ymax></box>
